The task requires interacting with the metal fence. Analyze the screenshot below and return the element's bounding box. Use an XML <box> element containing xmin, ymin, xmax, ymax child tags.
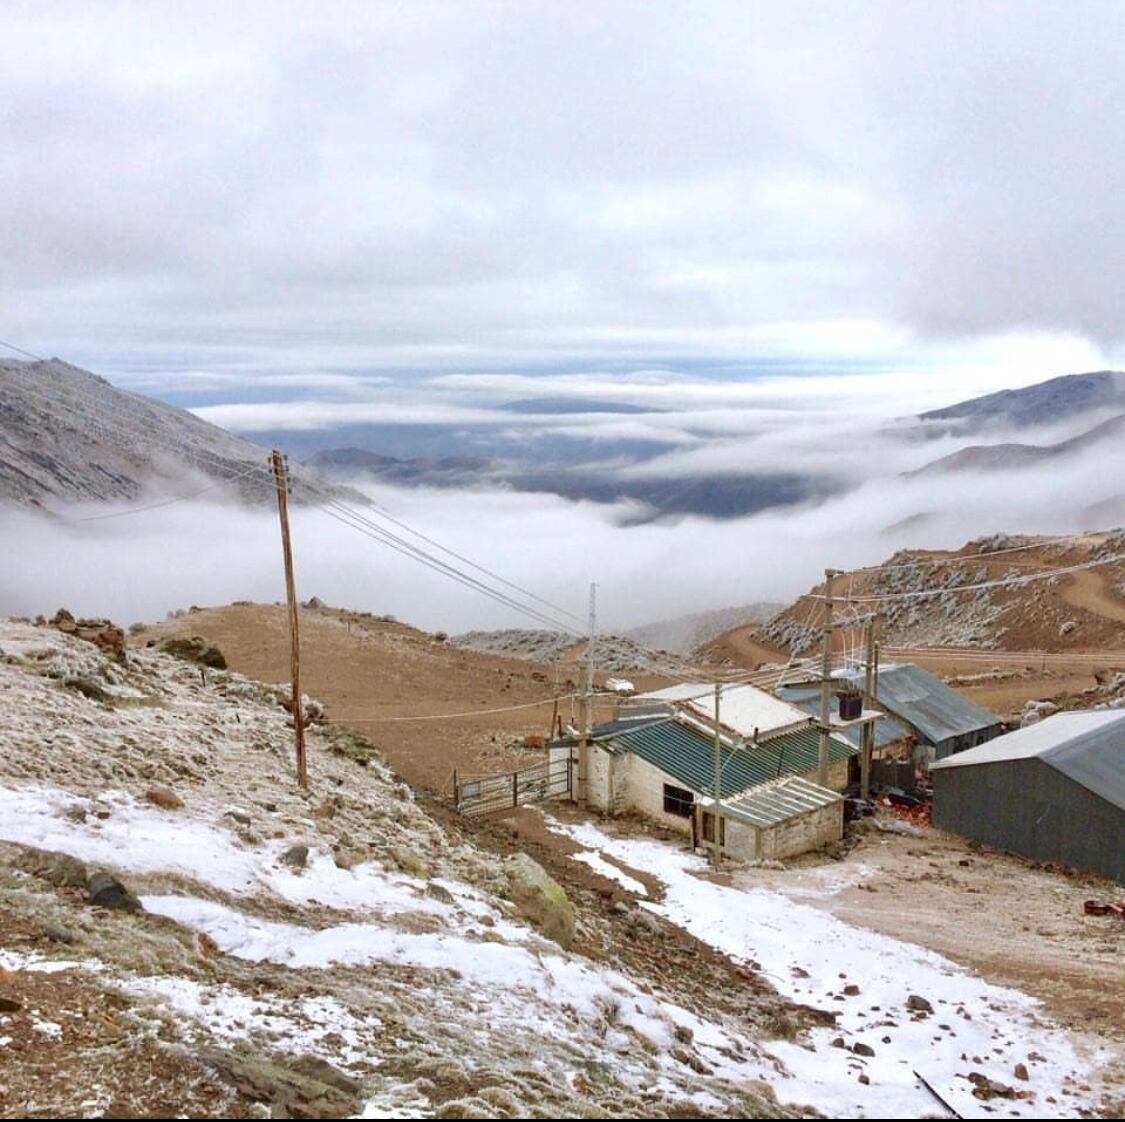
<box><xmin>455</xmin><ymin>757</ymin><xmax>572</xmax><ymax>817</ymax></box>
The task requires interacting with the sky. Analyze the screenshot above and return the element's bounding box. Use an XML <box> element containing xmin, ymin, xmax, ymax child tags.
<box><xmin>3</xmin><ymin>0</ymin><xmax>1124</xmax><ymax>403</ymax></box>
<box><xmin>5</xmin><ymin>2</ymin><xmax>1125</xmax><ymax>632</ymax></box>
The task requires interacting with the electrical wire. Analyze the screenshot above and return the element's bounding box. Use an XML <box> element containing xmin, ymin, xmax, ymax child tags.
<box><xmin>339</xmin><ymin>692</ymin><xmax>583</xmax><ymax>723</ymax></box>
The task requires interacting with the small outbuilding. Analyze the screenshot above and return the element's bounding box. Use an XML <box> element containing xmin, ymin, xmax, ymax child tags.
<box><xmin>931</xmin><ymin>710</ymin><xmax>1125</xmax><ymax>883</ymax></box>
<box><xmin>705</xmin><ymin>776</ymin><xmax>844</xmax><ymax>862</ymax></box>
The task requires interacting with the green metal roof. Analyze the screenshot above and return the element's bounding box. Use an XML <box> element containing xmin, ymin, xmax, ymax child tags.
<box><xmin>720</xmin><ymin>775</ymin><xmax>842</xmax><ymax>829</ymax></box>
<box><xmin>598</xmin><ymin>718</ymin><xmax>856</xmax><ymax>799</ymax></box>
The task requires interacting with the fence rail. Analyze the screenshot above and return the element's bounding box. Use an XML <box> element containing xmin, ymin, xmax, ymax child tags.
<box><xmin>455</xmin><ymin>757</ymin><xmax>572</xmax><ymax>817</ymax></box>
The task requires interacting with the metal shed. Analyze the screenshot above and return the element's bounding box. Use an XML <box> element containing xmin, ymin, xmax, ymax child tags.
<box><xmin>782</xmin><ymin>663</ymin><xmax>1003</xmax><ymax>761</ymax></box>
<box><xmin>931</xmin><ymin>710</ymin><xmax>1125</xmax><ymax>883</ymax></box>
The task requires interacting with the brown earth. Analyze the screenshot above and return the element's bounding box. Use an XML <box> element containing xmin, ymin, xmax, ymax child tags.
<box><xmin>137</xmin><ymin>604</ymin><xmax>673</xmax><ymax>795</ymax></box>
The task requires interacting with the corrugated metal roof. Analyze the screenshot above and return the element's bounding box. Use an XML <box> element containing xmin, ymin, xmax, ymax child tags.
<box><xmin>932</xmin><ymin>710</ymin><xmax>1125</xmax><ymax>813</ymax></box>
<box><xmin>777</xmin><ymin>683</ymin><xmax>912</xmax><ymax>750</ymax></box>
<box><xmin>599</xmin><ymin>717</ymin><xmax>856</xmax><ymax>800</ymax></box>
<box><xmin>635</xmin><ymin>682</ymin><xmax>812</xmax><ymax>737</ymax></box>
<box><xmin>833</xmin><ymin>663</ymin><xmax>1001</xmax><ymax>746</ymax></box>
<box><xmin>720</xmin><ymin>775</ymin><xmax>842</xmax><ymax>829</ymax></box>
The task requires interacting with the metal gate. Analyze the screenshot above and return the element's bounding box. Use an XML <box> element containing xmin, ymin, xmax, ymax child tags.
<box><xmin>454</xmin><ymin>757</ymin><xmax>572</xmax><ymax>817</ymax></box>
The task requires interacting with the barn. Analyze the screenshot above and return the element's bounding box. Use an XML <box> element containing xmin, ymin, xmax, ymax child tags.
<box><xmin>930</xmin><ymin>710</ymin><xmax>1125</xmax><ymax>883</ymax></box>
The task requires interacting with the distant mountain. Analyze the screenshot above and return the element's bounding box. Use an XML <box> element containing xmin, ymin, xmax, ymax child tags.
<box><xmin>908</xmin><ymin>413</ymin><xmax>1125</xmax><ymax>476</ymax></box>
<box><xmin>307</xmin><ymin>448</ymin><xmax>497</xmax><ymax>487</ymax></box>
<box><xmin>918</xmin><ymin>371</ymin><xmax>1125</xmax><ymax>433</ymax></box>
<box><xmin>0</xmin><ymin>358</ymin><xmax>353</xmax><ymax>509</ymax></box>
<box><xmin>498</xmin><ymin>397</ymin><xmax>656</xmax><ymax>415</ymax></box>
<box><xmin>307</xmin><ymin>442</ymin><xmax>832</xmax><ymax>522</ymax></box>
<box><xmin>624</xmin><ymin>602</ymin><xmax>783</xmax><ymax>656</ymax></box>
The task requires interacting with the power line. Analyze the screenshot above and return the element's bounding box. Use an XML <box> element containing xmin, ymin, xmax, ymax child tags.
<box><xmin>339</xmin><ymin>692</ymin><xmax>583</xmax><ymax>724</ymax></box>
<box><xmin>55</xmin><ymin>462</ymin><xmax>268</xmax><ymax>523</ymax></box>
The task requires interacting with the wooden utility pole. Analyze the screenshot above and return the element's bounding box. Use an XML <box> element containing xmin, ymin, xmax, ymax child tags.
<box><xmin>577</xmin><ymin>582</ymin><xmax>597</xmax><ymax>804</ymax></box>
<box><xmin>860</xmin><ymin>614</ymin><xmax>877</xmax><ymax>802</ymax></box>
<box><xmin>271</xmin><ymin>450</ymin><xmax>307</xmax><ymax>789</ymax></box>
<box><xmin>711</xmin><ymin>683</ymin><xmax>723</xmax><ymax>869</ymax></box>
<box><xmin>817</xmin><ymin>569</ymin><xmax>839</xmax><ymax>788</ymax></box>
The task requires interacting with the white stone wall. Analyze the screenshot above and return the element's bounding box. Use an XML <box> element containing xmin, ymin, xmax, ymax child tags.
<box><xmin>722</xmin><ymin>800</ymin><xmax>843</xmax><ymax>862</ymax></box>
<box><xmin>615</xmin><ymin>753</ymin><xmax>696</xmax><ymax>834</ymax></box>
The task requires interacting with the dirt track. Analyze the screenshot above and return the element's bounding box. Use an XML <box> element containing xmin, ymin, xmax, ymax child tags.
<box><xmin>757</xmin><ymin>828</ymin><xmax>1125</xmax><ymax>1048</ymax></box>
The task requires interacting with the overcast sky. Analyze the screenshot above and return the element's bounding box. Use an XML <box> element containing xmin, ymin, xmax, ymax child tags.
<box><xmin>3</xmin><ymin>0</ymin><xmax>1124</xmax><ymax>406</ymax></box>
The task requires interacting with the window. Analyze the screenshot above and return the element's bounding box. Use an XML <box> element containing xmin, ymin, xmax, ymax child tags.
<box><xmin>663</xmin><ymin>784</ymin><xmax>694</xmax><ymax>818</ymax></box>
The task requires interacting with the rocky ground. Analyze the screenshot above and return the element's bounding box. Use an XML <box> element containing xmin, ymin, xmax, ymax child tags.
<box><xmin>0</xmin><ymin>618</ymin><xmax>816</xmax><ymax>1119</ymax></box>
<box><xmin>451</xmin><ymin>629</ymin><xmax>697</xmax><ymax>676</ymax></box>
<box><xmin>759</xmin><ymin>532</ymin><xmax>1125</xmax><ymax>655</ymax></box>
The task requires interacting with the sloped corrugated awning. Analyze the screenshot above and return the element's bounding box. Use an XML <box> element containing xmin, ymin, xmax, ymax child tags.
<box><xmin>719</xmin><ymin>775</ymin><xmax>842</xmax><ymax>829</ymax></box>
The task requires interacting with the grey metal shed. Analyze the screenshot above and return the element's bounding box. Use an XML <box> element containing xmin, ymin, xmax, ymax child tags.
<box><xmin>931</xmin><ymin>710</ymin><xmax>1125</xmax><ymax>883</ymax></box>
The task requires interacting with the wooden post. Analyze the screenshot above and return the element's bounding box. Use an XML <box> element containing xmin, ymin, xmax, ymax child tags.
<box><xmin>861</xmin><ymin>615</ymin><xmax>876</xmax><ymax>802</ymax></box>
<box><xmin>817</xmin><ymin>569</ymin><xmax>838</xmax><ymax>788</ymax></box>
<box><xmin>271</xmin><ymin>450</ymin><xmax>307</xmax><ymax>790</ymax></box>
<box><xmin>711</xmin><ymin>683</ymin><xmax>723</xmax><ymax>869</ymax></box>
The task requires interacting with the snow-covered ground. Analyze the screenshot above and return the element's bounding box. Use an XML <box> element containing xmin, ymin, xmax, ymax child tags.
<box><xmin>2</xmin><ymin>619</ymin><xmax>1117</xmax><ymax>1118</ymax></box>
<box><xmin>543</xmin><ymin>813</ymin><xmax>1116</xmax><ymax>1119</ymax></box>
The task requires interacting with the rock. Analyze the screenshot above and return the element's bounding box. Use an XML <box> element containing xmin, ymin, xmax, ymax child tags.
<box><xmin>426</xmin><ymin>882</ymin><xmax>456</xmax><ymax>906</ymax></box>
<box><xmin>197</xmin><ymin>1049</ymin><xmax>364</xmax><ymax>1118</ymax></box>
<box><xmin>42</xmin><ymin>924</ymin><xmax>77</xmax><ymax>945</ymax></box>
<box><xmin>280</xmin><ymin>845</ymin><xmax>309</xmax><ymax>869</ymax></box>
<box><xmin>64</xmin><ymin>804</ymin><xmax>88</xmax><ymax>824</ymax></box>
<box><xmin>673</xmin><ymin>1023</ymin><xmax>694</xmax><ymax>1045</ymax></box>
<box><xmin>145</xmin><ymin>786</ymin><xmax>183</xmax><ymax>810</ymax></box>
<box><xmin>225</xmin><ymin>810</ymin><xmax>252</xmax><ymax>827</ymax></box>
<box><xmin>198</xmin><ymin>932</ymin><xmax>220</xmax><ymax>959</ymax></box>
<box><xmin>851</xmin><ymin>1042</ymin><xmax>875</xmax><ymax>1057</ymax></box>
<box><xmin>1014</xmin><ymin>1062</ymin><xmax>1029</xmax><ymax>1081</ymax></box>
<box><xmin>157</xmin><ymin>635</ymin><xmax>228</xmax><ymax>670</ymax></box>
<box><xmin>858</xmin><ymin>1074</ymin><xmax>870</xmax><ymax>1085</ymax></box>
<box><xmin>843</xmin><ymin>984</ymin><xmax>861</xmax><ymax>996</ymax></box>
<box><xmin>830</xmin><ymin>1037</ymin><xmax>846</xmax><ymax>1049</ymax></box>
<box><xmin>86</xmin><ymin>871</ymin><xmax>142</xmax><ymax>912</ymax></box>
<box><xmin>0</xmin><ymin>995</ymin><xmax>21</xmax><ymax>1012</ymax></box>
<box><xmin>1059</xmin><ymin>620</ymin><xmax>1077</xmax><ymax>637</ymax></box>
<box><xmin>504</xmin><ymin>853</ymin><xmax>576</xmax><ymax>950</ymax></box>
<box><xmin>390</xmin><ymin>844</ymin><xmax>431</xmax><ymax>879</ymax></box>
<box><xmin>17</xmin><ymin>847</ymin><xmax>88</xmax><ymax>888</ymax></box>
<box><xmin>906</xmin><ymin>993</ymin><xmax>934</xmax><ymax>1015</ymax></box>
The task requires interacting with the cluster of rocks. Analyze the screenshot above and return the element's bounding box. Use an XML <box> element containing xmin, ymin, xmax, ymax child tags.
<box><xmin>41</xmin><ymin>608</ymin><xmax>126</xmax><ymax>664</ymax></box>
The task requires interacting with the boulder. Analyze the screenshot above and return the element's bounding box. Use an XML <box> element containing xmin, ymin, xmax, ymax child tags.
<box><xmin>280</xmin><ymin>844</ymin><xmax>309</xmax><ymax>868</ymax></box>
<box><xmin>87</xmin><ymin>871</ymin><xmax>143</xmax><ymax>912</ymax></box>
<box><xmin>145</xmin><ymin>786</ymin><xmax>183</xmax><ymax>811</ymax></box>
<box><xmin>504</xmin><ymin>853</ymin><xmax>576</xmax><ymax>949</ymax></box>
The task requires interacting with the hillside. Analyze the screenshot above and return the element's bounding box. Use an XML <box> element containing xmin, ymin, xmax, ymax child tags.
<box><xmin>624</xmin><ymin>603</ymin><xmax>783</xmax><ymax>657</ymax></box>
<box><xmin>3</xmin><ymin>611</ymin><xmax>1120</xmax><ymax>1117</ymax></box>
<box><xmin>0</xmin><ymin>616</ymin><xmax>808</xmax><ymax>1117</ymax></box>
<box><xmin>917</xmin><ymin>370</ymin><xmax>1125</xmax><ymax>433</ymax></box>
<box><xmin>756</xmin><ymin>532</ymin><xmax>1125</xmax><ymax>656</ymax></box>
<box><xmin>0</xmin><ymin>359</ymin><xmax>349</xmax><ymax>509</ymax></box>
<box><xmin>909</xmin><ymin>413</ymin><xmax>1125</xmax><ymax>477</ymax></box>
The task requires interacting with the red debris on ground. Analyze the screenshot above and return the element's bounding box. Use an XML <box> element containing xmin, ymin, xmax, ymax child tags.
<box><xmin>878</xmin><ymin>796</ymin><xmax>934</xmax><ymax>828</ymax></box>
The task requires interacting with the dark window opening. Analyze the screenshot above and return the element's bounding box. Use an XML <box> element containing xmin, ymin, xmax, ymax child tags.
<box><xmin>663</xmin><ymin>784</ymin><xmax>694</xmax><ymax>818</ymax></box>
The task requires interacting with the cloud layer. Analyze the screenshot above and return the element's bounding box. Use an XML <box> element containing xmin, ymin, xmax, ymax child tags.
<box><xmin>4</xmin><ymin>1</ymin><xmax>1125</xmax><ymax>386</ymax></box>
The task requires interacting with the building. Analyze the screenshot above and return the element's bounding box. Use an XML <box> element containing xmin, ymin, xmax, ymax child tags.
<box><xmin>779</xmin><ymin>662</ymin><xmax>1003</xmax><ymax>764</ymax></box>
<box><xmin>930</xmin><ymin>710</ymin><xmax>1125</xmax><ymax>883</ymax></box>
<box><xmin>704</xmin><ymin>776</ymin><xmax>844</xmax><ymax>861</ymax></box>
<box><xmin>550</xmin><ymin>699</ymin><xmax>856</xmax><ymax>850</ymax></box>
